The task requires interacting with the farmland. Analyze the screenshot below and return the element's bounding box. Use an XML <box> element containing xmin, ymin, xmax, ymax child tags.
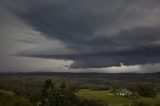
<box><xmin>76</xmin><ymin>89</ymin><xmax>160</xmax><ymax>106</ymax></box>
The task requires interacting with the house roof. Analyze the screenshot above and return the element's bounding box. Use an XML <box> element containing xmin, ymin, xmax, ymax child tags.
<box><xmin>117</xmin><ymin>89</ymin><xmax>132</xmax><ymax>94</ymax></box>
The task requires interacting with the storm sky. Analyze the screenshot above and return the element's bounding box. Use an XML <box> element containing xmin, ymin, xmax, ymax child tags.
<box><xmin>1</xmin><ymin>0</ymin><xmax>160</xmax><ymax>73</ymax></box>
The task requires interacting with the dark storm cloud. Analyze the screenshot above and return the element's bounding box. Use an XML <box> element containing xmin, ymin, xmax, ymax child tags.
<box><xmin>5</xmin><ymin>0</ymin><xmax>160</xmax><ymax>68</ymax></box>
<box><xmin>18</xmin><ymin>46</ymin><xmax>160</xmax><ymax>68</ymax></box>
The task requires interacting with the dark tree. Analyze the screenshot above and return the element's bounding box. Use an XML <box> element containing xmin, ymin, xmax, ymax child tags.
<box><xmin>131</xmin><ymin>101</ymin><xmax>151</xmax><ymax>106</ymax></box>
<box><xmin>40</xmin><ymin>79</ymin><xmax>55</xmax><ymax>106</ymax></box>
<box><xmin>136</xmin><ymin>84</ymin><xmax>157</xmax><ymax>97</ymax></box>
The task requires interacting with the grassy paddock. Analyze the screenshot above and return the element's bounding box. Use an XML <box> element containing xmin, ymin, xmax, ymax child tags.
<box><xmin>76</xmin><ymin>89</ymin><xmax>160</xmax><ymax>106</ymax></box>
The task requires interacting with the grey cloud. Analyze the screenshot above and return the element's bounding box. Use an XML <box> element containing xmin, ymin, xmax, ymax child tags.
<box><xmin>4</xmin><ymin>0</ymin><xmax>160</xmax><ymax>69</ymax></box>
<box><xmin>17</xmin><ymin>46</ymin><xmax>160</xmax><ymax>68</ymax></box>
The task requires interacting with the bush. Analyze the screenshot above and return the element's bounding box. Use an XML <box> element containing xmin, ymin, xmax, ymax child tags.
<box><xmin>128</xmin><ymin>92</ymin><xmax>140</xmax><ymax>99</ymax></box>
<box><xmin>155</xmin><ymin>104</ymin><xmax>160</xmax><ymax>106</ymax></box>
<box><xmin>131</xmin><ymin>101</ymin><xmax>151</xmax><ymax>106</ymax></box>
<box><xmin>12</xmin><ymin>96</ymin><xmax>33</xmax><ymax>106</ymax></box>
<box><xmin>122</xmin><ymin>105</ymin><xmax>130</xmax><ymax>106</ymax></box>
<box><xmin>136</xmin><ymin>84</ymin><xmax>157</xmax><ymax>97</ymax></box>
<box><xmin>79</xmin><ymin>99</ymin><xmax>108</xmax><ymax>106</ymax></box>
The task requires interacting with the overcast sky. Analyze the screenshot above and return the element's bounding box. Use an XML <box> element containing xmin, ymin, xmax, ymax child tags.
<box><xmin>1</xmin><ymin>0</ymin><xmax>160</xmax><ymax>73</ymax></box>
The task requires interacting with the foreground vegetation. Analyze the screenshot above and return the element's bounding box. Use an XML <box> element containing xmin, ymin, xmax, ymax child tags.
<box><xmin>0</xmin><ymin>73</ymin><xmax>159</xmax><ymax>106</ymax></box>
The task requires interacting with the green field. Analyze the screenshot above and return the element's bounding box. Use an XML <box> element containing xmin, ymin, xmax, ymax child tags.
<box><xmin>76</xmin><ymin>89</ymin><xmax>160</xmax><ymax>106</ymax></box>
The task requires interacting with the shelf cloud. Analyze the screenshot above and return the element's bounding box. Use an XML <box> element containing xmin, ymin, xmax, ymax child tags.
<box><xmin>1</xmin><ymin>0</ymin><xmax>160</xmax><ymax>72</ymax></box>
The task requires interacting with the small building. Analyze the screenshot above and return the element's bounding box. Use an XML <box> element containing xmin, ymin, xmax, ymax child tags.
<box><xmin>116</xmin><ymin>89</ymin><xmax>132</xmax><ymax>96</ymax></box>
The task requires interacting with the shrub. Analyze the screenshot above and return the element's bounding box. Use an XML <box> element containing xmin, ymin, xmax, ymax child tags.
<box><xmin>131</xmin><ymin>101</ymin><xmax>151</xmax><ymax>106</ymax></box>
<box><xmin>136</xmin><ymin>84</ymin><xmax>157</xmax><ymax>97</ymax></box>
<box><xmin>12</xmin><ymin>96</ymin><xmax>33</xmax><ymax>106</ymax></box>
